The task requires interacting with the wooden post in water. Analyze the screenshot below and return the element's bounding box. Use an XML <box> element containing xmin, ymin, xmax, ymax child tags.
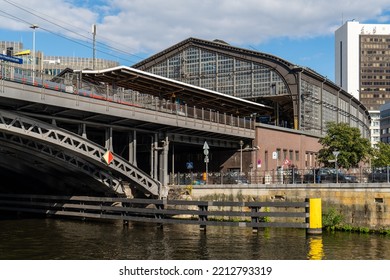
<box><xmin>251</xmin><ymin>206</ymin><xmax>260</xmax><ymax>233</ymax></box>
<box><xmin>306</xmin><ymin>198</ymin><xmax>322</xmax><ymax>234</ymax></box>
<box><xmin>199</xmin><ymin>204</ymin><xmax>208</xmax><ymax>232</ymax></box>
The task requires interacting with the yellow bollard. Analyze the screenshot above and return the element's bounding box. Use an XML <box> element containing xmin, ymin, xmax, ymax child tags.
<box><xmin>307</xmin><ymin>198</ymin><xmax>322</xmax><ymax>234</ymax></box>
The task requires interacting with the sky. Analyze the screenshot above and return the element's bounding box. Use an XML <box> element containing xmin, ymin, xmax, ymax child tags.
<box><xmin>1</xmin><ymin>0</ymin><xmax>390</xmax><ymax>82</ymax></box>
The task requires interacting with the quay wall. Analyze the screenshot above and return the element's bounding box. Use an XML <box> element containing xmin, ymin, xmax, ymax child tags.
<box><xmin>189</xmin><ymin>183</ymin><xmax>390</xmax><ymax>230</ymax></box>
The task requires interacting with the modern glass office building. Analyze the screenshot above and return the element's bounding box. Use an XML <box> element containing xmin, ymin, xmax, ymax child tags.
<box><xmin>133</xmin><ymin>37</ymin><xmax>371</xmax><ymax>138</ymax></box>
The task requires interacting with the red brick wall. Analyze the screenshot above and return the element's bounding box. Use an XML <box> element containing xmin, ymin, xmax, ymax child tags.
<box><xmin>218</xmin><ymin>125</ymin><xmax>323</xmax><ymax>174</ymax></box>
<box><xmin>253</xmin><ymin>125</ymin><xmax>322</xmax><ymax>172</ymax></box>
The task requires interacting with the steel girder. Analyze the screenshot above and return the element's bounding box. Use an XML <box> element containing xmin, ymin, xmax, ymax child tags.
<box><xmin>0</xmin><ymin>109</ymin><xmax>161</xmax><ymax>197</ymax></box>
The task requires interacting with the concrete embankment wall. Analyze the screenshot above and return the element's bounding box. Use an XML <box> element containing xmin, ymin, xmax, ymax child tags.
<box><xmin>190</xmin><ymin>183</ymin><xmax>390</xmax><ymax>230</ymax></box>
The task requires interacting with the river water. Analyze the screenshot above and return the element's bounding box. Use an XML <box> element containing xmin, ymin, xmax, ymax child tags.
<box><xmin>1</xmin><ymin>217</ymin><xmax>390</xmax><ymax>260</ymax></box>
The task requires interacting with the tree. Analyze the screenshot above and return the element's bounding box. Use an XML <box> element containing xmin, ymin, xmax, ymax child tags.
<box><xmin>371</xmin><ymin>142</ymin><xmax>390</xmax><ymax>167</ymax></box>
<box><xmin>317</xmin><ymin>122</ymin><xmax>371</xmax><ymax>169</ymax></box>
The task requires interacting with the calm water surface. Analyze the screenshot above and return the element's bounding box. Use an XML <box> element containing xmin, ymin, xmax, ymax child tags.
<box><xmin>1</xmin><ymin>217</ymin><xmax>390</xmax><ymax>260</ymax></box>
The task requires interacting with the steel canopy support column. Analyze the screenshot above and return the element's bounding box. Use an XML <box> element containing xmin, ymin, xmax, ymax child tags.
<box><xmin>128</xmin><ymin>131</ymin><xmax>137</xmax><ymax>166</ymax></box>
<box><xmin>171</xmin><ymin>142</ymin><xmax>175</xmax><ymax>185</ymax></box>
<box><xmin>153</xmin><ymin>134</ymin><xmax>158</xmax><ymax>180</ymax></box>
<box><xmin>105</xmin><ymin>127</ymin><xmax>113</xmax><ymax>151</ymax></box>
<box><xmin>150</xmin><ymin>140</ymin><xmax>154</xmax><ymax>178</ymax></box>
<box><xmin>159</xmin><ymin>136</ymin><xmax>169</xmax><ymax>186</ymax></box>
<box><xmin>78</xmin><ymin>123</ymin><xmax>87</xmax><ymax>138</ymax></box>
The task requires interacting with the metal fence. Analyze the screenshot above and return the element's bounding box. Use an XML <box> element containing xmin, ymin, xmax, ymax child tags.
<box><xmin>171</xmin><ymin>167</ymin><xmax>390</xmax><ymax>185</ymax></box>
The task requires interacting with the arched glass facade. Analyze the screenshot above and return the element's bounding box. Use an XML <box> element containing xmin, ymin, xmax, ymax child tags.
<box><xmin>134</xmin><ymin>38</ymin><xmax>370</xmax><ymax>138</ymax></box>
<box><xmin>148</xmin><ymin>47</ymin><xmax>289</xmax><ymax>98</ymax></box>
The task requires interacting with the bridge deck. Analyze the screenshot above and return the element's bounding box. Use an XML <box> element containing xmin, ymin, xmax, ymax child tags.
<box><xmin>0</xmin><ymin>67</ymin><xmax>256</xmax><ymax>142</ymax></box>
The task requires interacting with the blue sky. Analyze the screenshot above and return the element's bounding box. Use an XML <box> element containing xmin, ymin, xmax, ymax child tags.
<box><xmin>2</xmin><ymin>0</ymin><xmax>390</xmax><ymax>82</ymax></box>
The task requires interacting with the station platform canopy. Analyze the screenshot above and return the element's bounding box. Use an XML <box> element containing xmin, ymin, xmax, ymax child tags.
<box><xmin>80</xmin><ymin>66</ymin><xmax>273</xmax><ymax>117</ymax></box>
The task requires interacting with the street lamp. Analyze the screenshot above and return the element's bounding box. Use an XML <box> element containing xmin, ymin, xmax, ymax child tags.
<box><xmin>333</xmin><ymin>151</ymin><xmax>340</xmax><ymax>183</ymax></box>
<box><xmin>30</xmin><ymin>24</ymin><xmax>39</xmax><ymax>83</ymax></box>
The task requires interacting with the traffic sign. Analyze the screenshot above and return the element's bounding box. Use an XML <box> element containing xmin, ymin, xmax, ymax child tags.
<box><xmin>186</xmin><ymin>161</ymin><xmax>194</xmax><ymax>169</ymax></box>
<box><xmin>0</xmin><ymin>53</ymin><xmax>23</xmax><ymax>64</ymax></box>
<box><xmin>203</xmin><ymin>141</ymin><xmax>210</xmax><ymax>156</ymax></box>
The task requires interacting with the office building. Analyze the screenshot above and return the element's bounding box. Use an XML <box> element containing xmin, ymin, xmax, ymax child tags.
<box><xmin>1</xmin><ymin>41</ymin><xmax>118</xmax><ymax>79</ymax></box>
<box><xmin>335</xmin><ymin>21</ymin><xmax>390</xmax><ymax>145</ymax></box>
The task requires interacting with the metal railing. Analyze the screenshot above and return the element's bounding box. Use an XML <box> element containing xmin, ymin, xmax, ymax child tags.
<box><xmin>0</xmin><ymin>63</ymin><xmax>255</xmax><ymax>131</ymax></box>
<box><xmin>170</xmin><ymin>167</ymin><xmax>390</xmax><ymax>185</ymax></box>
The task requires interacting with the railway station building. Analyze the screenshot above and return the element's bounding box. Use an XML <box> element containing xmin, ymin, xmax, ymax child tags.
<box><xmin>132</xmin><ymin>38</ymin><xmax>371</xmax><ymax>172</ymax></box>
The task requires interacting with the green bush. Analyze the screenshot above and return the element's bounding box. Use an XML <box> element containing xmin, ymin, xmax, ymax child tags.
<box><xmin>260</xmin><ymin>207</ymin><xmax>271</xmax><ymax>223</ymax></box>
<box><xmin>322</xmin><ymin>207</ymin><xmax>344</xmax><ymax>230</ymax></box>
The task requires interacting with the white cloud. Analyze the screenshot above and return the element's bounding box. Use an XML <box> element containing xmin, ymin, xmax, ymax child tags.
<box><xmin>2</xmin><ymin>0</ymin><xmax>390</xmax><ymax>56</ymax></box>
<box><xmin>0</xmin><ymin>0</ymin><xmax>97</xmax><ymax>39</ymax></box>
<box><xmin>96</xmin><ymin>0</ymin><xmax>390</xmax><ymax>52</ymax></box>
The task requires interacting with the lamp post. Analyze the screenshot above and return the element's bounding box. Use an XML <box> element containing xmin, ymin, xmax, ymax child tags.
<box><xmin>30</xmin><ymin>24</ymin><xmax>39</xmax><ymax>84</ymax></box>
<box><xmin>333</xmin><ymin>151</ymin><xmax>340</xmax><ymax>183</ymax></box>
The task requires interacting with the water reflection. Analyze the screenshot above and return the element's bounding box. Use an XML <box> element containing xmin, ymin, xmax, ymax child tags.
<box><xmin>1</xmin><ymin>218</ymin><xmax>390</xmax><ymax>260</ymax></box>
<box><xmin>307</xmin><ymin>236</ymin><xmax>324</xmax><ymax>260</ymax></box>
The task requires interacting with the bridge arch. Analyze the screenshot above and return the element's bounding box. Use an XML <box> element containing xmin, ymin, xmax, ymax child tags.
<box><xmin>0</xmin><ymin>110</ymin><xmax>162</xmax><ymax>198</ymax></box>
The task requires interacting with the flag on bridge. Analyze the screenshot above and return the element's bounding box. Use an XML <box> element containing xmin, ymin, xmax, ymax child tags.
<box><xmin>103</xmin><ymin>150</ymin><xmax>114</xmax><ymax>165</ymax></box>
